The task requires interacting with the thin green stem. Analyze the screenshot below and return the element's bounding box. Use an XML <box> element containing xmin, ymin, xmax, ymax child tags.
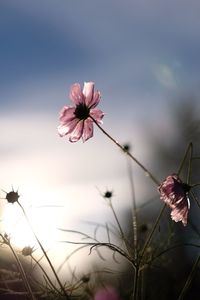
<box><xmin>190</xmin><ymin>191</ymin><xmax>200</xmax><ymax>209</ymax></box>
<box><xmin>17</xmin><ymin>201</ymin><xmax>70</xmax><ymax>299</ymax></box>
<box><xmin>90</xmin><ymin>117</ymin><xmax>160</xmax><ymax>186</ymax></box>
<box><xmin>191</xmin><ymin>183</ymin><xmax>200</xmax><ymax>188</ymax></box>
<box><xmin>107</xmin><ymin>199</ymin><xmax>131</xmax><ymax>254</ymax></box>
<box><xmin>132</xmin><ymin>267</ymin><xmax>139</xmax><ymax>300</ymax></box>
<box><xmin>187</xmin><ymin>143</ymin><xmax>193</xmax><ymax>185</ymax></box>
<box><xmin>139</xmin><ymin>204</ymin><xmax>166</xmax><ymax>263</ymax></box>
<box><xmin>0</xmin><ymin>234</ymin><xmax>35</xmax><ymax>300</ymax></box>
<box><xmin>149</xmin><ymin>243</ymin><xmax>200</xmax><ymax>265</ymax></box>
<box><xmin>31</xmin><ymin>254</ymin><xmax>61</xmax><ymax>295</ymax></box>
<box><xmin>126</xmin><ymin>156</ymin><xmax>138</xmax><ymax>262</ymax></box>
<box><xmin>178</xmin><ymin>254</ymin><xmax>200</xmax><ymax>300</ymax></box>
<box><xmin>177</xmin><ymin>142</ymin><xmax>193</xmax><ymax>177</ymax></box>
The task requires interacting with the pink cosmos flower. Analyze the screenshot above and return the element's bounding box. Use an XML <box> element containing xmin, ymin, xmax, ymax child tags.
<box><xmin>58</xmin><ymin>82</ymin><xmax>104</xmax><ymax>142</ymax></box>
<box><xmin>158</xmin><ymin>174</ymin><xmax>190</xmax><ymax>226</ymax></box>
<box><xmin>94</xmin><ymin>287</ymin><xmax>121</xmax><ymax>300</ymax></box>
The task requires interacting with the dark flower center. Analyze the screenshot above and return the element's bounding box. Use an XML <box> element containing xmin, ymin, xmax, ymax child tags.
<box><xmin>6</xmin><ymin>191</ymin><xmax>20</xmax><ymax>204</ymax></box>
<box><xmin>74</xmin><ymin>103</ymin><xmax>90</xmax><ymax>120</ymax></box>
<box><xmin>104</xmin><ymin>191</ymin><xmax>113</xmax><ymax>198</ymax></box>
<box><xmin>182</xmin><ymin>183</ymin><xmax>191</xmax><ymax>193</ymax></box>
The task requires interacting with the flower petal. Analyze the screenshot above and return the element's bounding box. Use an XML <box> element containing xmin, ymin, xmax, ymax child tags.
<box><xmin>89</xmin><ymin>90</ymin><xmax>101</xmax><ymax>108</ymax></box>
<box><xmin>69</xmin><ymin>120</ymin><xmax>84</xmax><ymax>142</ymax></box>
<box><xmin>58</xmin><ymin>118</ymin><xmax>79</xmax><ymax>137</ymax></box>
<box><xmin>90</xmin><ymin>108</ymin><xmax>104</xmax><ymax>124</ymax></box>
<box><xmin>158</xmin><ymin>174</ymin><xmax>190</xmax><ymax>226</ymax></box>
<box><xmin>82</xmin><ymin>118</ymin><xmax>93</xmax><ymax>142</ymax></box>
<box><xmin>69</xmin><ymin>83</ymin><xmax>84</xmax><ymax>105</ymax></box>
<box><xmin>82</xmin><ymin>82</ymin><xmax>94</xmax><ymax>106</ymax></box>
<box><xmin>59</xmin><ymin>106</ymin><xmax>76</xmax><ymax>124</ymax></box>
<box><xmin>171</xmin><ymin>198</ymin><xmax>189</xmax><ymax>226</ymax></box>
<box><xmin>158</xmin><ymin>174</ymin><xmax>185</xmax><ymax>207</ymax></box>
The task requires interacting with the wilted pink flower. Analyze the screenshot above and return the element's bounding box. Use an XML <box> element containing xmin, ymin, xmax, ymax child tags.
<box><xmin>58</xmin><ymin>82</ymin><xmax>104</xmax><ymax>142</ymax></box>
<box><xmin>94</xmin><ymin>287</ymin><xmax>121</xmax><ymax>300</ymax></box>
<box><xmin>158</xmin><ymin>174</ymin><xmax>190</xmax><ymax>226</ymax></box>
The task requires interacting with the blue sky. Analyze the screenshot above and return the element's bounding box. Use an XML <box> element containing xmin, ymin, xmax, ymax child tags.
<box><xmin>1</xmin><ymin>0</ymin><xmax>200</xmax><ymax>113</ymax></box>
<box><xmin>1</xmin><ymin>0</ymin><xmax>200</xmax><ymax>270</ymax></box>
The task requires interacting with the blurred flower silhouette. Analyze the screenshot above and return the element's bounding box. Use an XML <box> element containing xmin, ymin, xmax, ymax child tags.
<box><xmin>58</xmin><ymin>82</ymin><xmax>104</xmax><ymax>142</ymax></box>
<box><xmin>94</xmin><ymin>287</ymin><xmax>121</xmax><ymax>300</ymax></box>
<box><xmin>22</xmin><ymin>246</ymin><xmax>34</xmax><ymax>256</ymax></box>
<box><xmin>158</xmin><ymin>174</ymin><xmax>190</xmax><ymax>226</ymax></box>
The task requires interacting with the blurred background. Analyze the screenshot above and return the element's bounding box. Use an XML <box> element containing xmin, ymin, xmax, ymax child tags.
<box><xmin>0</xmin><ymin>1</ymin><xmax>200</xmax><ymax>298</ymax></box>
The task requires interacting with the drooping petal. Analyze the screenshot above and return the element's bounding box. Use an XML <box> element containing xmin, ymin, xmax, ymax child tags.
<box><xmin>82</xmin><ymin>118</ymin><xmax>93</xmax><ymax>142</ymax></box>
<box><xmin>171</xmin><ymin>197</ymin><xmax>189</xmax><ymax>226</ymax></box>
<box><xmin>158</xmin><ymin>174</ymin><xmax>190</xmax><ymax>226</ymax></box>
<box><xmin>58</xmin><ymin>118</ymin><xmax>79</xmax><ymax>137</ymax></box>
<box><xmin>90</xmin><ymin>108</ymin><xmax>104</xmax><ymax>124</ymax></box>
<box><xmin>69</xmin><ymin>120</ymin><xmax>84</xmax><ymax>142</ymax></box>
<box><xmin>59</xmin><ymin>106</ymin><xmax>76</xmax><ymax>124</ymax></box>
<box><xmin>69</xmin><ymin>83</ymin><xmax>84</xmax><ymax>105</ymax></box>
<box><xmin>158</xmin><ymin>174</ymin><xmax>185</xmax><ymax>208</ymax></box>
<box><xmin>82</xmin><ymin>82</ymin><xmax>94</xmax><ymax>106</ymax></box>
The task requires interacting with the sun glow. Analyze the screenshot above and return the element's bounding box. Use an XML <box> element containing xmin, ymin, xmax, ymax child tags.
<box><xmin>2</xmin><ymin>192</ymin><xmax>61</xmax><ymax>251</ymax></box>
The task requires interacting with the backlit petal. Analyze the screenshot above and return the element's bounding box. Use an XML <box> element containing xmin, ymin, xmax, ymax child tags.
<box><xmin>89</xmin><ymin>90</ymin><xmax>101</xmax><ymax>108</ymax></box>
<box><xmin>58</xmin><ymin>118</ymin><xmax>79</xmax><ymax>137</ymax></box>
<box><xmin>158</xmin><ymin>174</ymin><xmax>190</xmax><ymax>226</ymax></box>
<box><xmin>69</xmin><ymin>83</ymin><xmax>84</xmax><ymax>105</ymax></box>
<box><xmin>59</xmin><ymin>106</ymin><xmax>76</xmax><ymax>124</ymax></box>
<box><xmin>82</xmin><ymin>119</ymin><xmax>93</xmax><ymax>142</ymax></box>
<box><xmin>69</xmin><ymin>120</ymin><xmax>84</xmax><ymax>142</ymax></box>
<box><xmin>83</xmin><ymin>82</ymin><xmax>94</xmax><ymax>106</ymax></box>
<box><xmin>171</xmin><ymin>198</ymin><xmax>189</xmax><ymax>226</ymax></box>
<box><xmin>90</xmin><ymin>108</ymin><xmax>104</xmax><ymax>124</ymax></box>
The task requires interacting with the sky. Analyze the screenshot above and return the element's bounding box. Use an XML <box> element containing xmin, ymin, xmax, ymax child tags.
<box><xmin>1</xmin><ymin>0</ymin><xmax>200</xmax><ymax>274</ymax></box>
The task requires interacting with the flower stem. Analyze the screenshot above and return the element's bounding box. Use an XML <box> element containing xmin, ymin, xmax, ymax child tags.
<box><xmin>139</xmin><ymin>204</ymin><xmax>166</xmax><ymax>263</ymax></box>
<box><xmin>187</xmin><ymin>143</ymin><xmax>193</xmax><ymax>185</ymax></box>
<box><xmin>126</xmin><ymin>155</ymin><xmax>138</xmax><ymax>262</ymax></box>
<box><xmin>90</xmin><ymin>117</ymin><xmax>160</xmax><ymax>186</ymax></box>
<box><xmin>31</xmin><ymin>254</ymin><xmax>62</xmax><ymax>295</ymax></box>
<box><xmin>177</xmin><ymin>142</ymin><xmax>193</xmax><ymax>178</ymax></box>
<box><xmin>108</xmin><ymin>198</ymin><xmax>131</xmax><ymax>253</ymax></box>
<box><xmin>190</xmin><ymin>191</ymin><xmax>200</xmax><ymax>209</ymax></box>
<box><xmin>132</xmin><ymin>267</ymin><xmax>139</xmax><ymax>300</ymax></box>
<box><xmin>17</xmin><ymin>201</ymin><xmax>70</xmax><ymax>299</ymax></box>
<box><xmin>1</xmin><ymin>234</ymin><xmax>35</xmax><ymax>300</ymax></box>
<box><xmin>178</xmin><ymin>254</ymin><xmax>200</xmax><ymax>300</ymax></box>
<box><xmin>191</xmin><ymin>183</ymin><xmax>200</xmax><ymax>188</ymax></box>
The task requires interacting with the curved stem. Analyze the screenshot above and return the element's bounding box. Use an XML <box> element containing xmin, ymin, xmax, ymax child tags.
<box><xmin>90</xmin><ymin>117</ymin><xmax>160</xmax><ymax>186</ymax></box>
<box><xmin>191</xmin><ymin>183</ymin><xmax>200</xmax><ymax>188</ymax></box>
<box><xmin>31</xmin><ymin>254</ymin><xmax>61</xmax><ymax>295</ymax></box>
<box><xmin>17</xmin><ymin>201</ymin><xmax>70</xmax><ymax>299</ymax></box>
<box><xmin>190</xmin><ymin>191</ymin><xmax>200</xmax><ymax>209</ymax></box>
<box><xmin>0</xmin><ymin>234</ymin><xmax>35</xmax><ymax>300</ymax></box>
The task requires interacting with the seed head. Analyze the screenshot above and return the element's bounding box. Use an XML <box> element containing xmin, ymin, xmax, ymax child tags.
<box><xmin>4</xmin><ymin>189</ymin><xmax>20</xmax><ymax>204</ymax></box>
<box><xmin>104</xmin><ymin>190</ymin><xmax>113</xmax><ymax>198</ymax></box>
